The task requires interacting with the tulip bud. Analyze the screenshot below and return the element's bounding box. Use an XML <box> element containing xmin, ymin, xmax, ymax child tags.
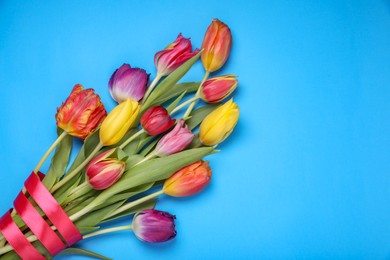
<box><xmin>200</xmin><ymin>75</ymin><xmax>238</xmax><ymax>103</ymax></box>
<box><xmin>109</xmin><ymin>64</ymin><xmax>150</xmax><ymax>103</ymax></box>
<box><xmin>132</xmin><ymin>209</ymin><xmax>176</xmax><ymax>243</ymax></box>
<box><xmin>99</xmin><ymin>99</ymin><xmax>140</xmax><ymax>146</ymax></box>
<box><xmin>140</xmin><ymin>106</ymin><xmax>175</xmax><ymax>136</ymax></box>
<box><xmin>163</xmin><ymin>160</ymin><xmax>211</xmax><ymax>197</ymax></box>
<box><xmin>154</xmin><ymin>120</ymin><xmax>194</xmax><ymax>157</ymax></box>
<box><xmin>201</xmin><ymin>19</ymin><xmax>232</xmax><ymax>72</ymax></box>
<box><xmin>56</xmin><ymin>84</ymin><xmax>107</xmax><ymax>139</ymax></box>
<box><xmin>86</xmin><ymin>149</ymin><xmax>126</xmax><ymax>190</ymax></box>
<box><xmin>200</xmin><ymin>99</ymin><xmax>239</xmax><ymax>146</ymax></box>
<box><xmin>154</xmin><ymin>33</ymin><xmax>200</xmax><ymax>76</ymax></box>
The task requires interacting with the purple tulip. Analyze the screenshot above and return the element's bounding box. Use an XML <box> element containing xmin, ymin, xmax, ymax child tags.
<box><xmin>154</xmin><ymin>119</ymin><xmax>194</xmax><ymax>157</ymax></box>
<box><xmin>108</xmin><ymin>64</ymin><xmax>150</xmax><ymax>103</ymax></box>
<box><xmin>132</xmin><ymin>209</ymin><xmax>177</xmax><ymax>243</ymax></box>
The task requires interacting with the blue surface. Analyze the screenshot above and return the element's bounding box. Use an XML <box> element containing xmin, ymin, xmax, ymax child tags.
<box><xmin>1</xmin><ymin>0</ymin><xmax>390</xmax><ymax>259</ymax></box>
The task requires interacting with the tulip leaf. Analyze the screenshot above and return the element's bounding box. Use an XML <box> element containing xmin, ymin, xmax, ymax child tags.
<box><xmin>57</xmin><ymin>248</ymin><xmax>112</xmax><ymax>260</ymax></box>
<box><xmin>152</xmin><ymin>82</ymin><xmax>199</xmax><ymax>106</ymax></box>
<box><xmin>189</xmin><ymin>133</ymin><xmax>202</xmax><ymax>149</ymax></box>
<box><xmin>77</xmin><ymin>226</ymin><xmax>100</xmax><ymax>233</ymax></box>
<box><xmin>42</xmin><ymin>128</ymin><xmax>73</xmax><ymax>190</ymax></box>
<box><xmin>187</xmin><ymin>104</ymin><xmax>219</xmax><ymax>130</ymax></box>
<box><xmin>75</xmin><ymin>201</ymin><xmax>124</xmax><ymax>231</ymax></box>
<box><xmin>140</xmin><ymin>139</ymin><xmax>158</xmax><ymax>156</ymax></box>
<box><xmin>125</xmin><ymin>154</ymin><xmax>144</xmax><ymax>170</ymax></box>
<box><xmin>166</xmin><ymin>90</ymin><xmax>187</xmax><ymax>113</ymax></box>
<box><xmin>101</xmin><ymin>198</ymin><xmax>157</xmax><ymax>223</ymax></box>
<box><xmin>141</xmin><ymin>52</ymin><xmax>201</xmax><ymax>113</ymax></box>
<box><xmin>86</xmin><ymin>147</ymin><xmax>214</xmax><ymax>210</ymax></box>
<box><xmin>67</xmin><ymin>130</ymin><xmax>100</xmax><ymax>173</ymax></box>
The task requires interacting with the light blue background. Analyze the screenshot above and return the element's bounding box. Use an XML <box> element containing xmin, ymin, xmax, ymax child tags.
<box><xmin>1</xmin><ymin>0</ymin><xmax>390</xmax><ymax>259</ymax></box>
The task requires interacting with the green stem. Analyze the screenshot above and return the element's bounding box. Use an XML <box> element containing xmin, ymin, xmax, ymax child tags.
<box><xmin>105</xmin><ymin>190</ymin><xmax>164</xmax><ymax>220</ymax></box>
<box><xmin>183</xmin><ymin>71</ymin><xmax>210</xmax><ymax>118</ymax></box>
<box><xmin>34</xmin><ymin>131</ymin><xmax>68</xmax><ymax>173</ymax></box>
<box><xmin>83</xmin><ymin>224</ymin><xmax>133</xmax><ymax>240</ymax></box>
<box><xmin>142</xmin><ymin>73</ymin><xmax>162</xmax><ymax>104</ymax></box>
<box><xmin>119</xmin><ymin>129</ymin><xmax>145</xmax><ymax>149</ymax></box>
<box><xmin>170</xmin><ymin>96</ymin><xmax>199</xmax><ymax>115</ymax></box>
<box><xmin>51</xmin><ymin>142</ymin><xmax>104</xmax><ymax>193</ymax></box>
<box><xmin>64</xmin><ymin>181</ymin><xmax>92</xmax><ymax>204</ymax></box>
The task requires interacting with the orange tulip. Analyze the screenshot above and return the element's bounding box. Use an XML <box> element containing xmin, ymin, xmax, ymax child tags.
<box><xmin>56</xmin><ymin>84</ymin><xmax>106</xmax><ymax>139</ymax></box>
<box><xmin>163</xmin><ymin>160</ymin><xmax>211</xmax><ymax>197</ymax></box>
<box><xmin>201</xmin><ymin>19</ymin><xmax>232</xmax><ymax>72</ymax></box>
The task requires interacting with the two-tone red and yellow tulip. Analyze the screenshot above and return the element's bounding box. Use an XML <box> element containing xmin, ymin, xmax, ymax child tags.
<box><xmin>108</xmin><ymin>64</ymin><xmax>150</xmax><ymax>103</ymax></box>
<box><xmin>163</xmin><ymin>160</ymin><xmax>211</xmax><ymax>197</ymax></box>
<box><xmin>154</xmin><ymin>33</ymin><xmax>199</xmax><ymax>76</ymax></box>
<box><xmin>154</xmin><ymin>120</ymin><xmax>194</xmax><ymax>157</ymax></box>
<box><xmin>86</xmin><ymin>149</ymin><xmax>126</xmax><ymax>190</ymax></box>
<box><xmin>200</xmin><ymin>74</ymin><xmax>238</xmax><ymax>103</ymax></box>
<box><xmin>99</xmin><ymin>99</ymin><xmax>140</xmax><ymax>146</ymax></box>
<box><xmin>140</xmin><ymin>106</ymin><xmax>175</xmax><ymax>136</ymax></box>
<box><xmin>56</xmin><ymin>84</ymin><xmax>107</xmax><ymax>139</ymax></box>
<box><xmin>132</xmin><ymin>209</ymin><xmax>176</xmax><ymax>243</ymax></box>
<box><xmin>200</xmin><ymin>99</ymin><xmax>239</xmax><ymax>146</ymax></box>
<box><xmin>201</xmin><ymin>19</ymin><xmax>232</xmax><ymax>72</ymax></box>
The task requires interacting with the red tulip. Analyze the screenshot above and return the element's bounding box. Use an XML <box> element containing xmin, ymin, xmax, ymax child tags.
<box><xmin>140</xmin><ymin>106</ymin><xmax>175</xmax><ymax>136</ymax></box>
<box><xmin>86</xmin><ymin>149</ymin><xmax>126</xmax><ymax>190</ymax></box>
<box><xmin>200</xmin><ymin>74</ymin><xmax>238</xmax><ymax>103</ymax></box>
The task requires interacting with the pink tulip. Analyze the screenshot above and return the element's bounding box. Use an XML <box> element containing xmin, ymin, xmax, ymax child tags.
<box><xmin>154</xmin><ymin>34</ymin><xmax>199</xmax><ymax>76</ymax></box>
<box><xmin>154</xmin><ymin>120</ymin><xmax>194</xmax><ymax>157</ymax></box>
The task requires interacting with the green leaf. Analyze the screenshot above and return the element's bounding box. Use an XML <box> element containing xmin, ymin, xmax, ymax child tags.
<box><xmin>140</xmin><ymin>139</ymin><xmax>158</xmax><ymax>156</ymax></box>
<box><xmin>77</xmin><ymin>226</ymin><xmax>100</xmax><ymax>233</ymax></box>
<box><xmin>152</xmin><ymin>82</ymin><xmax>199</xmax><ymax>106</ymax></box>
<box><xmin>102</xmin><ymin>199</ymin><xmax>157</xmax><ymax>223</ymax></box>
<box><xmin>57</xmin><ymin>248</ymin><xmax>111</xmax><ymax>260</ymax></box>
<box><xmin>42</xmin><ymin>129</ymin><xmax>73</xmax><ymax>190</ymax></box>
<box><xmin>187</xmin><ymin>104</ymin><xmax>219</xmax><ymax>130</ymax></box>
<box><xmin>125</xmin><ymin>155</ymin><xmax>144</xmax><ymax>170</ymax></box>
<box><xmin>166</xmin><ymin>90</ymin><xmax>187</xmax><ymax>113</ymax></box>
<box><xmin>67</xmin><ymin>130</ymin><xmax>100</xmax><ymax>173</ymax></box>
<box><xmin>75</xmin><ymin>202</ymin><xmax>123</xmax><ymax>231</ymax></box>
<box><xmin>141</xmin><ymin>52</ymin><xmax>201</xmax><ymax>113</ymax></box>
<box><xmin>87</xmin><ymin>147</ymin><xmax>214</xmax><ymax>209</ymax></box>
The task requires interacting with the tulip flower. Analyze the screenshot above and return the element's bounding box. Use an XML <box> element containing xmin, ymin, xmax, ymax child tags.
<box><xmin>200</xmin><ymin>74</ymin><xmax>238</xmax><ymax>103</ymax></box>
<box><xmin>99</xmin><ymin>99</ymin><xmax>140</xmax><ymax>146</ymax></box>
<box><xmin>86</xmin><ymin>149</ymin><xmax>126</xmax><ymax>190</ymax></box>
<box><xmin>56</xmin><ymin>84</ymin><xmax>107</xmax><ymax>139</ymax></box>
<box><xmin>154</xmin><ymin>120</ymin><xmax>194</xmax><ymax>157</ymax></box>
<box><xmin>132</xmin><ymin>209</ymin><xmax>176</xmax><ymax>243</ymax></box>
<box><xmin>201</xmin><ymin>19</ymin><xmax>232</xmax><ymax>72</ymax></box>
<box><xmin>109</xmin><ymin>64</ymin><xmax>149</xmax><ymax>103</ymax></box>
<box><xmin>163</xmin><ymin>160</ymin><xmax>211</xmax><ymax>197</ymax></box>
<box><xmin>154</xmin><ymin>33</ymin><xmax>200</xmax><ymax>76</ymax></box>
<box><xmin>200</xmin><ymin>99</ymin><xmax>239</xmax><ymax>146</ymax></box>
<box><xmin>140</xmin><ymin>106</ymin><xmax>175</xmax><ymax>136</ymax></box>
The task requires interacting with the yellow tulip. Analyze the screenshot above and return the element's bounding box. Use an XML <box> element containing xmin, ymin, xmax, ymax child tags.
<box><xmin>199</xmin><ymin>99</ymin><xmax>239</xmax><ymax>146</ymax></box>
<box><xmin>99</xmin><ymin>99</ymin><xmax>140</xmax><ymax>146</ymax></box>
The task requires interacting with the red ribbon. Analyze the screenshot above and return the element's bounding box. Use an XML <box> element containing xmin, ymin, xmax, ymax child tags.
<box><xmin>25</xmin><ymin>173</ymin><xmax>82</xmax><ymax>245</ymax></box>
<box><xmin>0</xmin><ymin>211</ymin><xmax>45</xmax><ymax>260</ymax></box>
<box><xmin>0</xmin><ymin>172</ymin><xmax>82</xmax><ymax>259</ymax></box>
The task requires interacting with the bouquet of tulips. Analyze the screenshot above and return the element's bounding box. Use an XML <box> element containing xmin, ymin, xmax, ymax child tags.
<box><xmin>0</xmin><ymin>19</ymin><xmax>239</xmax><ymax>259</ymax></box>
